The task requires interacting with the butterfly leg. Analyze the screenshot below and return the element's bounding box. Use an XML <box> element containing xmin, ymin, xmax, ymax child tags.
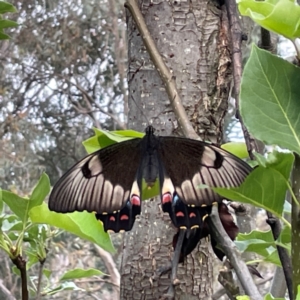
<box><xmin>163</xmin><ymin>229</ymin><xmax>185</xmax><ymax>298</ymax></box>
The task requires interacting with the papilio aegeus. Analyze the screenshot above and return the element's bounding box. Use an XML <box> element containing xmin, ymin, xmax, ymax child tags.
<box><xmin>49</xmin><ymin>125</ymin><xmax>251</xmax><ymax>235</ymax></box>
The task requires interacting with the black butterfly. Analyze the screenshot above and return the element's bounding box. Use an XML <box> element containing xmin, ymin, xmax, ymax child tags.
<box><xmin>49</xmin><ymin>125</ymin><xmax>251</xmax><ymax>233</ymax></box>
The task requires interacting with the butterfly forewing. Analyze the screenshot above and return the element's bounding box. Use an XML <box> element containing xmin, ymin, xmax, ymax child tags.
<box><xmin>158</xmin><ymin>137</ymin><xmax>251</xmax><ymax>207</ymax></box>
<box><xmin>49</xmin><ymin>138</ymin><xmax>142</xmax><ymax>215</ymax></box>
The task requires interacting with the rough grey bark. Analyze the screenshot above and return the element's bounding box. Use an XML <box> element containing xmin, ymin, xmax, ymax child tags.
<box><xmin>121</xmin><ymin>0</ymin><xmax>233</xmax><ymax>299</ymax></box>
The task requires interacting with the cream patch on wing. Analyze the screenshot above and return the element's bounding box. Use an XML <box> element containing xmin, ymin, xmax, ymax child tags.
<box><xmin>202</xmin><ymin>146</ymin><xmax>217</xmax><ymax>166</ymax></box>
<box><xmin>88</xmin><ymin>155</ymin><xmax>103</xmax><ymax>175</ymax></box>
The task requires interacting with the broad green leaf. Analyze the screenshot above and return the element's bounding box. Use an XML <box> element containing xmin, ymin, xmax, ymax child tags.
<box><xmin>0</xmin><ymin>1</ymin><xmax>17</xmax><ymax>13</ymax></box>
<box><xmin>0</xmin><ymin>30</ymin><xmax>9</xmax><ymax>39</ymax></box>
<box><xmin>30</xmin><ymin>173</ymin><xmax>51</xmax><ymax>207</ymax></box>
<box><xmin>264</xmin><ymin>249</ymin><xmax>281</xmax><ymax>266</ymax></box>
<box><xmin>83</xmin><ymin>128</ymin><xmax>143</xmax><ymax>154</ymax></box>
<box><xmin>0</xmin><ymin>19</ymin><xmax>17</xmax><ymax>28</ymax></box>
<box><xmin>1</xmin><ymin>215</ymin><xmax>23</xmax><ymax>231</ymax></box>
<box><xmin>215</xmin><ymin>151</ymin><xmax>293</xmax><ymax>219</ymax></box>
<box><xmin>237</xmin><ymin>0</ymin><xmax>300</xmax><ymax>39</ymax></box>
<box><xmin>2</xmin><ymin>191</ymin><xmax>30</xmax><ymax>222</ymax></box>
<box><xmin>264</xmin><ymin>293</ymin><xmax>285</xmax><ymax>300</ymax></box>
<box><xmin>236</xmin><ymin>230</ymin><xmax>281</xmax><ymax>266</ymax></box>
<box><xmin>29</xmin><ymin>203</ymin><xmax>114</xmax><ymax>253</ymax></box>
<box><xmin>60</xmin><ymin>268</ymin><xmax>103</xmax><ymax>281</ymax></box>
<box><xmin>277</xmin><ymin>225</ymin><xmax>291</xmax><ymax>245</ymax></box>
<box><xmin>297</xmin><ymin>286</ymin><xmax>300</xmax><ymax>300</ymax></box>
<box><xmin>25</xmin><ymin>250</ymin><xmax>39</xmax><ymax>269</ymax></box>
<box><xmin>241</xmin><ymin>45</ymin><xmax>300</xmax><ymax>154</ymax></box>
<box><xmin>236</xmin><ymin>230</ymin><xmax>276</xmax><ymax>257</ymax></box>
<box><xmin>1</xmin><ymin>174</ymin><xmax>51</xmax><ymax>224</ymax></box>
<box><xmin>221</xmin><ymin>142</ymin><xmax>249</xmax><ymax>159</ymax></box>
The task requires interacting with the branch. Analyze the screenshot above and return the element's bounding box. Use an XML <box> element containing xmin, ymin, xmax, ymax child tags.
<box><xmin>224</xmin><ymin>0</ymin><xmax>257</xmax><ymax>160</ymax></box>
<box><xmin>212</xmin><ymin>275</ymin><xmax>273</xmax><ymax>300</ymax></box>
<box><xmin>208</xmin><ymin>205</ymin><xmax>262</xmax><ymax>300</ymax></box>
<box><xmin>124</xmin><ymin>0</ymin><xmax>199</xmax><ymax>140</ymax></box>
<box><xmin>291</xmin><ymin>153</ymin><xmax>300</xmax><ymax>299</ymax></box>
<box><xmin>57</xmin><ymin>74</ymin><xmax>126</xmax><ymax>130</ymax></box>
<box><xmin>94</xmin><ymin>245</ymin><xmax>120</xmax><ymax>299</ymax></box>
<box><xmin>0</xmin><ymin>280</ymin><xmax>16</xmax><ymax>300</ymax></box>
<box><xmin>36</xmin><ymin>259</ymin><xmax>46</xmax><ymax>300</ymax></box>
<box><xmin>11</xmin><ymin>255</ymin><xmax>28</xmax><ymax>300</ymax></box>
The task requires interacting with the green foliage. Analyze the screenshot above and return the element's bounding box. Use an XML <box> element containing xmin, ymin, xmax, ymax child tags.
<box><xmin>237</xmin><ymin>0</ymin><xmax>300</xmax><ymax>40</ymax></box>
<box><xmin>241</xmin><ymin>45</ymin><xmax>300</xmax><ymax>154</ymax></box>
<box><xmin>235</xmin><ymin>229</ymin><xmax>291</xmax><ymax>266</ymax></box>
<box><xmin>0</xmin><ymin>1</ymin><xmax>18</xmax><ymax>39</ymax></box>
<box><xmin>264</xmin><ymin>293</ymin><xmax>285</xmax><ymax>300</ymax></box>
<box><xmin>0</xmin><ymin>173</ymin><xmax>111</xmax><ymax>297</ymax></box>
<box><xmin>83</xmin><ymin>127</ymin><xmax>144</xmax><ymax>154</ymax></box>
<box><xmin>221</xmin><ymin>142</ymin><xmax>249</xmax><ymax>159</ymax></box>
<box><xmin>215</xmin><ymin>151</ymin><xmax>293</xmax><ymax>226</ymax></box>
<box><xmin>29</xmin><ymin>204</ymin><xmax>114</xmax><ymax>253</ymax></box>
<box><xmin>60</xmin><ymin>268</ymin><xmax>104</xmax><ymax>281</ymax></box>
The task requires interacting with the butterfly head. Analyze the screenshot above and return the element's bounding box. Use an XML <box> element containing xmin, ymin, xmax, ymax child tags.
<box><xmin>145</xmin><ymin>125</ymin><xmax>155</xmax><ymax>136</ymax></box>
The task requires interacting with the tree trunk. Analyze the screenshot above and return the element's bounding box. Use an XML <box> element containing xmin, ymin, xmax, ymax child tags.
<box><xmin>121</xmin><ymin>1</ymin><xmax>232</xmax><ymax>299</ymax></box>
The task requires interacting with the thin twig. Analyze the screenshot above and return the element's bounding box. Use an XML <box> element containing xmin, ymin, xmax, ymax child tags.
<box><xmin>36</xmin><ymin>259</ymin><xmax>45</xmax><ymax>300</ymax></box>
<box><xmin>208</xmin><ymin>205</ymin><xmax>262</xmax><ymax>300</ymax></box>
<box><xmin>0</xmin><ymin>279</ymin><xmax>16</xmax><ymax>300</ymax></box>
<box><xmin>224</xmin><ymin>0</ymin><xmax>257</xmax><ymax>159</ymax></box>
<box><xmin>124</xmin><ymin>0</ymin><xmax>199</xmax><ymax>140</ymax></box>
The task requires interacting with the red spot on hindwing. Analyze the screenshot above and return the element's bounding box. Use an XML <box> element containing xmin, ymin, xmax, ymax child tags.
<box><xmin>109</xmin><ymin>216</ymin><xmax>116</xmax><ymax>222</ymax></box>
<box><xmin>176</xmin><ymin>211</ymin><xmax>184</xmax><ymax>218</ymax></box>
<box><xmin>131</xmin><ymin>195</ymin><xmax>141</xmax><ymax>206</ymax></box>
<box><xmin>120</xmin><ymin>214</ymin><xmax>129</xmax><ymax>221</ymax></box>
<box><xmin>189</xmin><ymin>212</ymin><xmax>196</xmax><ymax>218</ymax></box>
<box><xmin>162</xmin><ymin>192</ymin><xmax>172</xmax><ymax>204</ymax></box>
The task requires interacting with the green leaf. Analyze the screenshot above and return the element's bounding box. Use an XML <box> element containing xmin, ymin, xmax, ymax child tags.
<box><xmin>0</xmin><ymin>19</ymin><xmax>17</xmax><ymax>28</ymax></box>
<box><xmin>60</xmin><ymin>268</ymin><xmax>103</xmax><ymax>281</ymax></box>
<box><xmin>236</xmin><ymin>230</ymin><xmax>276</xmax><ymax>256</ymax></box>
<box><xmin>237</xmin><ymin>296</ymin><xmax>250</xmax><ymax>300</ymax></box>
<box><xmin>214</xmin><ymin>151</ymin><xmax>293</xmax><ymax>220</ymax></box>
<box><xmin>83</xmin><ymin>128</ymin><xmax>143</xmax><ymax>154</ymax></box>
<box><xmin>297</xmin><ymin>285</ymin><xmax>300</xmax><ymax>300</ymax></box>
<box><xmin>0</xmin><ymin>1</ymin><xmax>17</xmax><ymax>13</ymax></box>
<box><xmin>237</xmin><ymin>0</ymin><xmax>300</xmax><ymax>39</ymax></box>
<box><xmin>1</xmin><ymin>215</ymin><xmax>23</xmax><ymax>231</ymax></box>
<box><xmin>277</xmin><ymin>225</ymin><xmax>291</xmax><ymax>245</ymax></box>
<box><xmin>1</xmin><ymin>174</ymin><xmax>51</xmax><ymax>224</ymax></box>
<box><xmin>30</xmin><ymin>173</ymin><xmax>51</xmax><ymax>207</ymax></box>
<box><xmin>2</xmin><ymin>191</ymin><xmax>30</xmax><ymax>222</ymax></box>
<box><xmin>241</xmin><ymin>45</ymin><xmax>300</xmax><ymax>154</ymax></box>
<box><xmin>43</xmin><ymin>268</ymin><xmax>52</xmax><ymax>279</ymax></box>
<box><xmin>0</xmin><ymin>30</ymin><xmax>9</xmax><ymax>39</ymax></box>
<box><xmin>221</xmin><ymin>142</ymin><xmax>249</xmax><ymax>159</ymax></box>
<box><xmin>45</xmin><ymin>282</ymin><xmax>84</xmax><ymax>295</ymax></box>
<box><xmin>29</xmin><ymin>203</ymin><xmax>114</xmax><ymax>253</ymax></box>
<box><xmin>264</xmin><ymin>293</ymin><xmax>285</xmax><ymax>300</ymax></box>
<box><xmin>236</xmin><ymin>230</ymin><xmax>282</xmax><ymax>266</ymax></box>
<box><xmin>264</xmin><ymin>249</ymin><xmax>282</xmax><ymax>266</ymax></box>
